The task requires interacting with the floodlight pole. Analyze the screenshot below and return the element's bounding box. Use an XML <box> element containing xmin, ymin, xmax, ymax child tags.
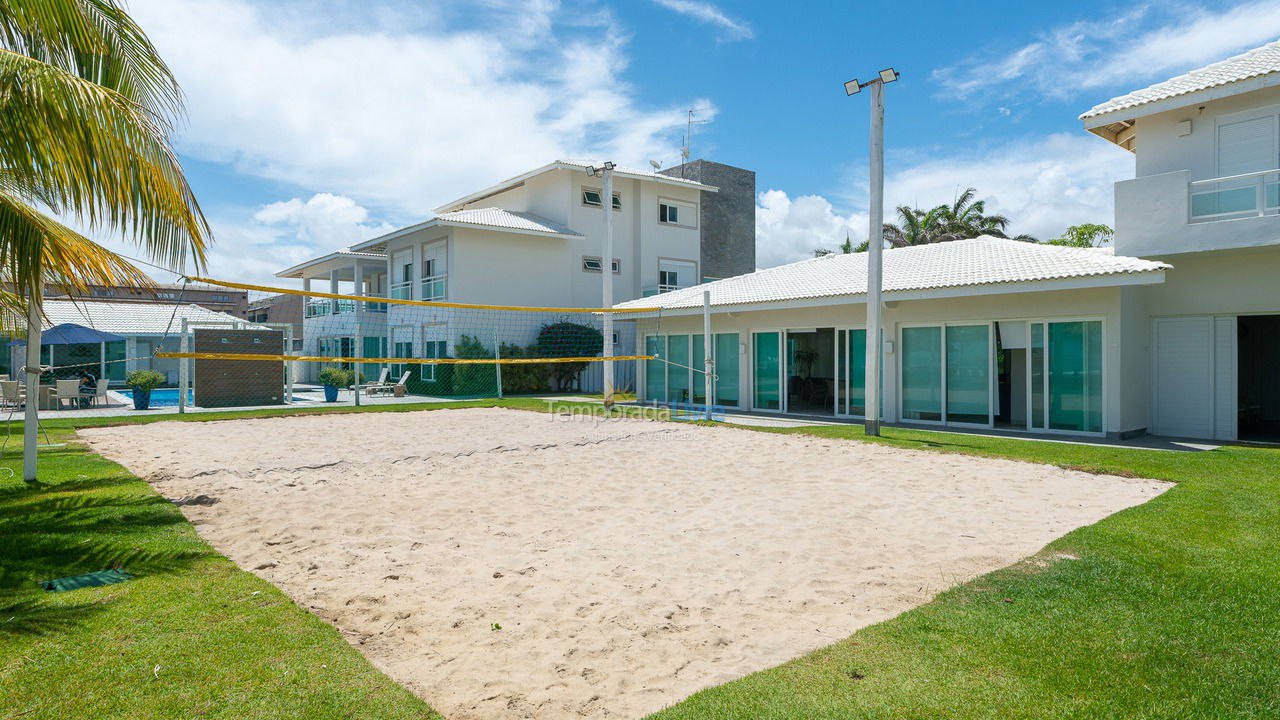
<box><xmin>845</xmin><ymin>68</ymin><xmax>897</xmax><ymax>437</ymax></box>
<box><xmin>865</xmin><ymin>78</ymin><xmax>885</xmax><ymax>436</ymax></box>
<box><xmin>22</xmin><ymin>294</ymin><xmax>42</xmax><ymax>481</ymax></box>
<box><xmin>600</xmin><ymin>163</ymin><xmax>615</xmax><ymax>410</ymax></box>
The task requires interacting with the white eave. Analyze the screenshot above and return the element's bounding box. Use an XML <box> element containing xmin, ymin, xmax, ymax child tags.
<box><xmin>431</xmin><ymin>159</ymin><xmax>718</xmax><ymax>214</ymax></box>
<box><xmin>274</xmin><ymin>249</ymin><xmax>388</xmax><ymax>280</ymax></box>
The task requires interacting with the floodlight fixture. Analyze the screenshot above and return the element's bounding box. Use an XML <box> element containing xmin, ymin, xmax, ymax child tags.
<box><xmin>879</xmin><ymin>68</ymin><xmax>899</xmax><ymax>83</ymax></box>
<box><xmin>844</xmin><ymin>78</ymin><xmax>861</xmax><ymax>96</ymax></box>
<box><xmin>603</xmin><ymin>161</ymin><xmax>615</xmax><ymax>171</ymax></box>
<box><xmin>585</xmin><ymin>165</ymin><xmax>598</xmax><ymax>177</ymax></box>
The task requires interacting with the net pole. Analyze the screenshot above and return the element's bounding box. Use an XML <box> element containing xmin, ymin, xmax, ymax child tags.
<box><xmin>285</xmin><ymin>325</ymin><xmax>294</xmax><ymax>403</ymax></box>
<box><xmin>353</xmin><ymin>262</ymin><xmax>363</xmax><ymax>407</ymax></box>
<box><xmin>494</xmin><ymin>329</ymin><xmax>503</xmax><ymax>399</ymax></box>
<box><xmin>22</xmin><ymin>294</ymin><xmax>42</xmax><ymax>481</ymax></box>
<box><xmin>601</xmin><ymin>164</ymin><xmax>615</xmax><ymax>409</ymax></box>
<box><xmin>703</xmin><ymin>290</ymin><xmax>713</xmax><ymax>421</ymax></box>
<box><xmin>178</xmin><ymin>317</ymin><xmax>188</xmax><ymax>414</ymax></box>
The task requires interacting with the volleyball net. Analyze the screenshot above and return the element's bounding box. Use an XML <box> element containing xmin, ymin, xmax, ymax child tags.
<box><xmin>132</xmin><ymin>276</ymin><xmax>674</xmax><ymax>406</ymax></box>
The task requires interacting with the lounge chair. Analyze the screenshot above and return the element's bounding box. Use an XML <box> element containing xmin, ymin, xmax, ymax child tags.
<box><xmin>356</xmin><ymin>367</ymin><xmax>391</xmax><ymax>396</ymax></box>
<box><xmin>369</xmin><ymin>371</ymin><xmax>411</xmax><ymax>397</ymax></box>
<box><xmin>54</xmin><ymin>379</ymin><xmax>81</xmax><ymax>410</ymax></box>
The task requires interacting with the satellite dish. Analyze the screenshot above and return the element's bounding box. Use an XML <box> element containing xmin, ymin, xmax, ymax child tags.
<box><xmin>649</xmin><ymin>159</ymin><xmax>662</xmax><ymax>170</ymax></box>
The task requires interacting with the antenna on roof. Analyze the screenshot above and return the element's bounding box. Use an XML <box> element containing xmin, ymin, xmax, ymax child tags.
<box><xmin>681</xmin><ymin>107</ymin><xmax>710</xmax><ymax>178</ymax></box>
<box><xmin>649</xmin><ymin>159</ymin><xmax>662</xmax><ymax>171</ymax></box>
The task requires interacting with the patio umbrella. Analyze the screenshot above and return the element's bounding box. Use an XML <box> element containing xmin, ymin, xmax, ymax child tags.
<box><xmin>9</xmin><ymin>323</ymin><xmax>125</xmax><ymax>346</ymax></box>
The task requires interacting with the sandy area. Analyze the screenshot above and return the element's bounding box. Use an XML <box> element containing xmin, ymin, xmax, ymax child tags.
<box><xmin>80</xmin><ymin>408</ymin><xmax>1167</xmax><ymax>719</ymax></box>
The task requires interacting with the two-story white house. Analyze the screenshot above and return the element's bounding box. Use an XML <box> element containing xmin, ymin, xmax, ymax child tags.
<box><xmin>618</xmin><ymin>41</ymin><xmax>1280</xmax><ymax>443</ymax></box>
<box><xmin>277</xmin><ymin>159</ymin><xmax>754</xmax><ymax>393</ymax></box>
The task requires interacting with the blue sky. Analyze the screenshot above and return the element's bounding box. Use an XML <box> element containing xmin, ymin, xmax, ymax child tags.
<box><xmin>114</xmin><ymin>0</ymin><xmax>1280</xmax><ymax>283</ymax></box>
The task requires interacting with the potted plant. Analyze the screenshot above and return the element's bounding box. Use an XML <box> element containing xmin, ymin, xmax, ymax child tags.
<box><xmin>126</xmin><ymin>370</ymin><xmax>165</xmax><ymax>410</ymax></box>
<box><xmin>318</xmin><ymin>366</ymin><xmax>353</xmax><ymax>402</ymax></box>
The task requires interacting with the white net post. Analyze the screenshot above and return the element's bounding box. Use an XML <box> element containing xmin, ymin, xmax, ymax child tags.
<box><xmin>178</xmin><ymin>317</ymin><xmax>188</xmax><ymax>414</ymax></box>
<box><xmin>494</xmin><ymin>329</ymin><xmax>503</xmax><ymax>399</ymax></box>
<box><xmin>601</xmin><ymin>165</ymin><xmax>615</xmax><ymax>409</ymax></box>
<box><xmin>285</xmin><ymin>325</ymin><xmax>294</xmax><ymax>403</ymax></box>
<box><xmin>353</xmin><ymin>262</ymin><xmax>363</xmax><ymax>407</ymax></box>
<box><xmin>23</xmin><ymin>295</ymin><xmax>42</xmax><ymax>481</ymax></box>
<box><xmin>703</xmin><ymin>290</ymin><xmax>713</xmax><ymax>421</ymax></box>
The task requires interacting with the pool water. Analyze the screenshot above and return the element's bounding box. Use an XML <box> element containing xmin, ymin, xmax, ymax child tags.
<box><xmin>117</xmin><ymin>388</ymin><xmax>312</xmax><ymax>407</ymax></box>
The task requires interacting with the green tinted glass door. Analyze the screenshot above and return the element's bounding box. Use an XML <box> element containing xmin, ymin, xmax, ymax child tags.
<box><xmin>847</xmin><ymin>329</ymin><xmax>867</xmax><ymax>416</ymax></box>
<box><xmin>945</xmin><ymin>325</ymin><xmax>990</xmax><ymax>424</ymax></box>
<box><xmin>1048</xmin><ymin>321</ymin><xmax>1103</xmax><ymax>433</ymax></box>
<box><xmin>691</xmin><ymin>335</ymin><xmax>706</xmax><ymax>404</ymax></box>
<box><xmin>714</xmin><ymin>333</ymin><xmax>739</xmax><ymax>406</ymax></box>
<box><xmin>1030</xmin><ymin>323</ymin><xmax>1045</xmax><ymax>429</ymax></box>
<box><xmin>667</xmin><ymin>335</ymin><xmax>690</xmax><ymax>403</ymax></box>
<box><xmin>644</xmin><ymin>335</ymin><xmax>665</xmax><ymax>402</ymax></box>
<box><xmin>901</xmin><ymin>326</ymin><xmax>942</xmax><ymax>421</ymax></box>
<box><xmin>104</xmin><ymin>341</ymin><xmax>126</xmax><ymax>382</ymax></box>
<box><xmin>753</xmin><ymin>331</ymin><xmax>780</xmax><ymax>410</ymax></box>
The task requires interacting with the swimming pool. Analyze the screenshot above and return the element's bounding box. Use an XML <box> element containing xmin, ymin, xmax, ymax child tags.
<box><xmin>117</xmin><ymin>388</ymin><xmax>312</xmax><ymax>407</ymax></box>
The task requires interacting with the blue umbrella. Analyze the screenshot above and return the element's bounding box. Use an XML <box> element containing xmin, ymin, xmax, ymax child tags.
<box><xmin>9</xmin><ymin>323</ymin><xmax>125</xmax><ymax>346</ymax></box>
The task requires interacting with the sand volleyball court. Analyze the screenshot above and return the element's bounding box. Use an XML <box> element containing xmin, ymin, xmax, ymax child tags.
<box><xmin>81</xmin><ymin>407</ymin><xmax>1167</xmax><ymax>719</ymax></box>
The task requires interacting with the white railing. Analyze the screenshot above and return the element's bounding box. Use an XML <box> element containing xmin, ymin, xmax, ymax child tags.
<box><xmin>304</xmin><ymin>299</ymin><xmax>331</xmax><ymax>318</ymax></box>
<box><xmin>421</xmin><ymin>274</ymin><xmax>447</xmax><ymax>301</ymax></box>
<box><xmin>389</xmin><ymin>281</ymin><xmax>412</xmax><ymax>301</ymax></box>
<box><xmin>1189</xmin><ymin>168</ymin><xmax>1280</xmax><ymax>221</ymax></box>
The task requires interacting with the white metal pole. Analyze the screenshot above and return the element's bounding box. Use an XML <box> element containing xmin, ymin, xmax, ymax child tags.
<box><xmin>285</xmin><ymin>325</ymin><xmax>294</xmax><ymax>404</ymax></box>
<box><xmin>494</xmin><ymin>329</ymin><xmax>503</xmax><ymax>399</ymax></box>
<box><xmin>353</xmin><ymin>262</ymin><xmax>363</xmax><ymax>407</ymax></box>
<box><xmin>865</xmin><ymin>78</ymin><xmax>885</xmax><ymax>437</ymax></box>
<box><xmin>179</xmin><ymin>317</ymin><xmax>188</xmax><ymax>414</ymax></box>
<box><xmin>601</xmin><ymin>165</ymin><xmax>615</xmax><ymax>409</ymax></box>
<box><xmin>22</xmin><ymin>295</ymin><xmax>42</xmax><ymax>481</ymax></box>
<box><xmin>703</xmin><ymin>290</ymin><xmax>713</xmax><ymax>421</ymax></box>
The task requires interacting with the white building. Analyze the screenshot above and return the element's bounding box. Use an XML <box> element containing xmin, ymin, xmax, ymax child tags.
<box><xmin>276</xmin><ymin>160</ymin><xmax>720</xmax><ymax>391</ymax></box>
<box><xmin>622</xmin><ymin>40</ymin><xmax>1280</xmax><ymax>442</ymax></box>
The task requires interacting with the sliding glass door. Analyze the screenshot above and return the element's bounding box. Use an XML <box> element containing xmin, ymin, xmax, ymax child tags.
<box><xmin>901</xmin><ymin>326</ymin><xmax>943</xmax><ymax>422</ymax></box>
<box><xmin>666</xmin><ymin>335</ymin><xmax>690</xmax><ymax>403</ymax></box>
<box><xmin>713</xmin><ymin>332</ymin><xmax>739</xmax><ymax>407</ymax></box>
<box><xmin>644</xmin><ymin>335</ymin><xmax>665</xmax><ymax>403</ymax></box>
<box><xmin>900</xmin><ymin>324</ymin><xmax>992</xmax><ymax>426</ymax></box>
<box><xmin>1026</xmin><ymin>320</ymin><xmax>1104</xmax><ymax>434</ymax></box>
<box><xmin>752</xmin><ymin>331</ymin><xmax>781</xmax><ymax>410</ymax></box>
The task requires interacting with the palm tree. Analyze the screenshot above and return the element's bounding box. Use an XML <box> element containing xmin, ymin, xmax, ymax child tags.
<box><xmin>882</xmin><ymin>188</ymin><xmax>1036</xmax><ymax>246</ymax></box>
<box><xmin>0</xmin><ymin>0</ymin><xmax>209</xmax><ymax>317</ymax></box>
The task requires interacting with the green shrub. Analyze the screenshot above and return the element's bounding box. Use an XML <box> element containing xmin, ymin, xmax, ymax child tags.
<box><xmin>318</xmin><ymin>366</ymin><xmax>354</xmax><ymax>388</ymax></box>
<box><xmin>499</xmin><ymin>343</ymin><xmax>551</xmax><ymax>394</ymax></box>
<box><xmin>535</xmin><ymin>320</ymin><xmax>603</xmax><ymax>392</ymax></box>
<box><xmin>125</xmin><ymin>370</ymin><xmax>165</xmax><ymax>391</ymax></box>
<box><xmin>453</xmin><ymin>335</ymin><xmax>497</xmax><ymax>397</ymax></box>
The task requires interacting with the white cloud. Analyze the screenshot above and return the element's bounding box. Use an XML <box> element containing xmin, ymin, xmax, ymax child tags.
<box><xmin>129</xmin><ymin>0</ymin><xmax>702</xmax><ymax>217</ymax></box>
<box><xmin>253</xmin><ymin>193</ymin><xmax>393</xmax><ymax>249</ymax></box>
<box><xmin>755</xmin><ymin>190</ymin><xmax>863</xmax><ymax>269</ymax></box>
<box><xmin>757</xmin><ymin>133</ymin><xmax>1134</xmax><ymax>269</ymax></box>
<box><xmin>651</xmin><ymin>0</ymin><xmax>753</xmax><ymax>40</ymax></box>
<box><xmin>934</xmin><ymin>1</ymin><xmax>1280</xmax><ymax>103</ymax></box>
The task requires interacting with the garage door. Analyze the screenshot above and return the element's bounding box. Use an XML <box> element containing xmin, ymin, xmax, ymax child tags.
<box><xmin>1152</xmin><ymin>317</ymin><xmax>1214</xmax><ymax>438</ymax></box>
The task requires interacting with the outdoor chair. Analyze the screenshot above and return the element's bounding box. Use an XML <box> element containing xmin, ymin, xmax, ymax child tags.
<box><xmin>0</xmin><ymin>380</ymin><xmax>23</xmax><ymax>410</ymax></box>
<box><xmin>54</xmin><ymin>379</ymin><xmax>81</xmax><ymax>410</ymax></box>
<box><xmin>390</xmin><ymin>370</ymin><xmax>411</xmax><ymax>398</ymax></box>
<box><xmin>90</xmin><ymin>378</ymin><xmax>110</xmax><ymax>407</ymax></box>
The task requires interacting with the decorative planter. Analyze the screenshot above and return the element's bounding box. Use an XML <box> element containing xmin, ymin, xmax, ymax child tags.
<box><xmin>323</xmin><ymin>384</ymin><xmax>339</xmax><ymax>402</ymax></box>
<box><xmin>132</xmin><ymin>389</ymin><xmax>151</xmax><ymax>410</ymax></box>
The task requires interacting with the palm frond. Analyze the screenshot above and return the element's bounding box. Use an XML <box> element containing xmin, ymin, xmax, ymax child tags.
<box><xmin>0</xmin><ymin>0</ymin><xmax>181</xmax><ymax>119</ymax></box>
<box><xmin>0</xmin><ymin>47</ymin><xmax>208</xmax><ymax>282</ymax></box>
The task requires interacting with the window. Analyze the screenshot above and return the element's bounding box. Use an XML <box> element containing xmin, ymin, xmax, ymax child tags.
<box><xmin>211</xmin><ymin>294</ymin><xmax>231</xmax><ymax>303</ymax></box>
<box><xmin>582</xmin><ymin>188</ymin><xmax>622</xmax><ymax>209</ymax></box>
<box><xmin>656</xmin><ymin>259</ymin><xmax>696</xmax><ymax>293</ymax></box>
<box><xmin>422</xmin><ymin>340</ymin><xmax>448</xmax><ymax>382</ymax></box>
<box><xmin>659</xmin><ymin>198</ymin><xmax>697</xmax><ymax>227</ymax></box>
<box><xmin>659</xmin><ymin>269</ymin><xmax>678</xmax><ymax>289</ymax></box>
<box><xmin>581</xmin><ymin>256</ymin><xmax>621</xmax><ymax>273</ymax></box>
<box><xmin>156</xmin><ymin>291</ymin><xmax>177</xmax><ymax>300</ymax></box>
<box><xmin>401</xmin><ymin>262</ymin><xmax>413</xmax><ymax>284</ymax></box>
<box><xmin>392</xmin><ymin>340</ymin><xmax>413</xmax><ymax>379</ymax></box>
<box><xmin>659</xmin><ymin>203</ymin><xmax>679</xmax><ymax>224</ymax></box>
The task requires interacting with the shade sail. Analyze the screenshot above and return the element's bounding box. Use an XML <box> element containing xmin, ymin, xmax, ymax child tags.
<box><xmin>9</xmin><ymin>323</ymin><xmax>125</xmax><ymax>346</ymax></box>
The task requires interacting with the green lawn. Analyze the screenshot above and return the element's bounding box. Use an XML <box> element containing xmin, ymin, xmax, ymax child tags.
<box><xmin>2</xmin><ymin>401</ymin><xmax>1277</xmax><ymax>719</ymax></box>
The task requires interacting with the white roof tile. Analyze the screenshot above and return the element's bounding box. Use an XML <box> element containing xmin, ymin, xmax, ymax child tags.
<box><xmin>616</xmin><ymin>237</ymin><xmax>1169</xmax><ymax>310</ymax></box>
<box><xmin>41</xmin><ymin>299</ymin><xmax>253</xmax><ymax>336</ymax></box>
<box><xmin>1081</xmin><ymin>39</ymin><xmax>1280</xmax><ymax>120</ymax></box>
<box><xmin>436</xmin><ymin>207</ymin><xmax>580</xmax><ymax>236</ymax></box>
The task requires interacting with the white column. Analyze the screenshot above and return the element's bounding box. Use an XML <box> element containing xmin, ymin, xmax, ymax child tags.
<box><xmin>178</xmin><ymin>317</ymin><xmax>189</xmax><ymax>414</ymax></box>
<box><xmin>703</xmin><ymin>290</ymin><xmax>713</xmax><ymax>420</ymax></box>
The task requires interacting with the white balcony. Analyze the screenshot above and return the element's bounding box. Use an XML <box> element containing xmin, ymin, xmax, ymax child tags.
<box><xmin>421</xmin><ymin>274</ymin><xmax>447</xmax><ymax>301</ymax></box>
<box><xmin>1115</xmin><ymin>169</ymin><xmax>1280</xmax><ymax>257</ymax></box>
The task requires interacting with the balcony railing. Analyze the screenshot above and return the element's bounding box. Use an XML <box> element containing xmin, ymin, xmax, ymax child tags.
<box><xmin>1190</xmin><ymin>168</ymin><xmax>1280</xmax><ymax>222</ymax></box>
<box><xmin>421</xmin><ymin>274</ymin><xmax>447</xmax><ymax>301</ymax></box>
<box><xmin>389</xmin><ymin>281</ymin><xmax>412</xmax><ymax>301</ymax></box>
<box><xmin>642</xmin><ymin>283</ymin><xmax>680</xmax><ymax>297</ymax></box>
<box><xmin>304</xmin><ymin>299</ymin><xmax>360</xmax><ymax>318</ymax></box>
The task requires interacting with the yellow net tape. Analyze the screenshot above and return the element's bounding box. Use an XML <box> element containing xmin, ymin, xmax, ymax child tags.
<box><xmin>187</xmin><ymin>276</ymin><xmax>657</xmax><ymax>314</ymax></box>
<box><xmin>156</xmin><ymin>352</ymin><xmax>653</xmax><ymax>365</ymax></box>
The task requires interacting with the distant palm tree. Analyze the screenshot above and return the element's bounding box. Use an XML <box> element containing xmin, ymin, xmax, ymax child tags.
<box><xmin>0</xmin><ymin>0</ymin><xmax>209</xmax><ymax>318</ymax></box>
<box><xmin>882</xmin><ymin>188</ymin><xmax>1036</xmax><ymax>247</ymax></box>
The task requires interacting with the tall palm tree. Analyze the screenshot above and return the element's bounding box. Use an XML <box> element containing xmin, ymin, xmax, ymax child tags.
<box><xmin>0</xmin><ymin>0</ymin><xmax>209</xmax><ymax>317</ymax></box>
